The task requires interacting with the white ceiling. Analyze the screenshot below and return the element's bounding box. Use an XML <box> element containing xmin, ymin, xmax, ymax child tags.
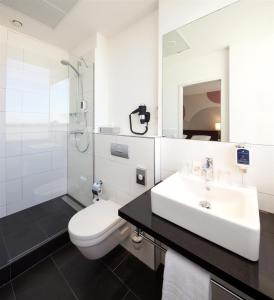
<box><xmin>0</xmin><ymin>0</ymin><xmax>79</xmax><ymax>28</ymax></box>
<box><xmin>0</xmin><ymin>0</ymin><xmax>158</xmax><ymax>50</ymax></box>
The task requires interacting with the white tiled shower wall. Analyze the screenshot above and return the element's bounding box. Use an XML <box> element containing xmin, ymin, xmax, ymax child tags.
<box><xmin>0</xmin><ymin>25</ymin><xmax>69</xmax><ymax>217</ymax></box>
<box><xmin>94</xmin><ymin>133</ymin><xmax>159</xmax><ymax>268</ymax></box>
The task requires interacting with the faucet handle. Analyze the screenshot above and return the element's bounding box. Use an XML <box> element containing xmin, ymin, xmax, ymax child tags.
<box><xmin>205</xmin><ymin>157</ymin><xmax>213</xmax><ymax>168</ymax></box>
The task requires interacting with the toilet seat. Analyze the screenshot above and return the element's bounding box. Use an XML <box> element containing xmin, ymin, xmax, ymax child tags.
<box><xmin>68</xmin><ymin>200</ymin><xmax>126</xmax><ymax>247</ymax></box>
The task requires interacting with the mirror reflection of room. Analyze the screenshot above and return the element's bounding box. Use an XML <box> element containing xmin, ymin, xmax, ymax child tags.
<box><xmin>182</xmin><ymin>80</ymin><xmax>221</xmax><ymax>141</ymax></box>
<box><xmin>162</xmin><ymin>0</ymin><xmax>274</xmax><ymax>145</ymax></box>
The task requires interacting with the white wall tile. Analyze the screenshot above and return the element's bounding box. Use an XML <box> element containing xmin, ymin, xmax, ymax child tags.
<box><xmin>94</xmin><ymin>133</ymin><xmax>115</xmax><ymax>160</ymax></box>
<box><xmin>243</xmin><ymin>144</ymin><xmax>274</xmax><ymax>195</ymax></box>
<box><xmin>5</xmin><ymin>89</ymin><xmax>22</xmax><ymax>112</ymax></box>
<box><xmin>22</xmin><ymin>152</ymin><xmax>51</xmax><ymax>176</ymax></box>
<box><xmin>22</xmin><ymin>132</ymin><xmax>54</xmax><ymax>154</ymax></box>
<box><xmin>0</xmin><ymin>182</ymin><xmax>6</xmax><ymax>207</ymax></box>
<box><xmin>53</xmin><ymin>131</ymin><xmax>68</xmax><ymax>150</ymax></box>
<box><xmin>0</xmin><ymin>133</ymin><xmax>5</xmax><ymax>158</ymax></box>
<box><xmin>52</xmin><ymin>149</ymin><xmax>67</xmax><ymax>170</ymax></box>
<box><xmin>160</xmin><ymin>138</ymin><xmax>274</xmax><ymax>213</ymax></box>
<box><xmin>5</xmin><ymin>179</ymin><xmax>22</xmax><ymax>204</ymax></box>
<box><xmin>258</xmin><ymin>193</ymin><xmax>274</xmax><ymax>214</ymax></box>
<box><xmin>50</xmin><ymin>169</ymin><xmax>67</xmax><ymax>199</ymax></box>
<box><xmin>23</xmin><ymin>172</ymin><xmax>54</xmax><ymax>206</ymax></box>
<box><xmin>0</xmin><ymin>158</ymin><xmax>5</xmax><ymax>182</ymax></box>
<box><xmin>0</xmin><ymin>25</ymin><xmax>69</xmax><ymax>218</ymax></box>
<box><xmin>5</xmin><ymin>132</ymin><xmax>21</xmax><ymax>157</ymax></box>
<box><xmin>0</xmin><ymin>88</ymin><xmax>5</xmax><ymax>111</ymax></box>
<box><xmin>0</xmin><ymin>206</ymin><xmax>6</xmax><ymax>218</ymax></box>
<box><xmin>6</xmin><ymin>156</ymin><xmax>22</xmax><ymax>180</ymax></box>
<box><xmin>94</xmin><ymin>134</ymin><xmax>155</xmax><ymax>204</ymax></box>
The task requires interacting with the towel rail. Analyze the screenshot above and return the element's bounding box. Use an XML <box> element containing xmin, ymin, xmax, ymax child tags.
<box><xmin>134</xmin><ymin>228</ymin><xmax>167</xmax><ymax>252</ymax></box>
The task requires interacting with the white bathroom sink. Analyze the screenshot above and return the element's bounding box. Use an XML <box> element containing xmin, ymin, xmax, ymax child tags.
<box><xmin>151</xmin><ymin>172</ymin><xmax>260</xmax><ymax>261</ymax></box>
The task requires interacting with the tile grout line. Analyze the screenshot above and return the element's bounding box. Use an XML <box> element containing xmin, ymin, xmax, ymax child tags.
<box><xmin>50</xmin><ymin>256</ymin><xmax>79</xmax><ymax>300</ymax></box>
<box><xmin>101</xmin><ymin>250</ymin><xmax>141</xmax><ymax>300</ymax></box>
<box><xmin>10</xmin><ymin>280</ymin><xmax>17</xmax><ymax>300</ymax></box>
<box><xmin>112</xmin><ymin>252</ymin><xmax>130</xmax><ymax>272</ymax></box>
<box><xmin>109</xmin><ymin>257</ymin><xmax>141</xmax><ymax>300</ymax></box>
<box><xmin>121</xmin><ymin>289</ymin><xmax>130</xmax><ymax>300</ymax></box>
<box><xmin>111</xmin><ymin>269</ymin><xmax>141</xmax><ymax>300</ymax></box>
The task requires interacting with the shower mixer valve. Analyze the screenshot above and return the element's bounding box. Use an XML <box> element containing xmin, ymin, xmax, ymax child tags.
<box><xmin>92</xmin><ymin>180</ymin><xmax>103</xmax><ymax>198</ymax></box>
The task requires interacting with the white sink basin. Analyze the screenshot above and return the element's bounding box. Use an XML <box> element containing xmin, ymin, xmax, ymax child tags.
<box><xmin>151</xmin><ymin>172</ymin><xmax>260</xmax><ymax>261</ymax></box>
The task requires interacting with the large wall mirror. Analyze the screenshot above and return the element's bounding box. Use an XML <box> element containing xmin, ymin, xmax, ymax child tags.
<box><xmin>162</xmin><ymin>0</ymin><xmax>274</xmax><ymax>144</ymax></box>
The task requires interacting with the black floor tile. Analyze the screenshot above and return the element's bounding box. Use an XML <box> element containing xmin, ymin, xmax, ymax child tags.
<box><xmin>0</xmin><ymin>209</ymin><xmax>35</xmax><ymax>236</ymax></box>
<box><xmin>57</xmin><ymin>249</ymin><xmax>128</xmax><ymax>300</ymax></box>
<box><xmin>101</xmin><ymin>245</ymin><xmax>128</xmax><ymax>271</ymax></box>
<box><xmin>3</xmin><ymin>225</ymin><xmax>47</xmax><ymax>259</ymax></box>
<box><xmin>51</xmin><ymin>243</ymin><xmax>80</xmax><ymax>269</ymax></box>
<box><xmin>0</xmin><ymin>283</ymin><xmax>15</xmax><ymax>300</ymax></box>
<box><xmin>124</xmin><ymin>291</ymin><xmax>139</xmax><ymax>300</ymax></box>
<box><xmin>29</xmin><ymin>198</ymin><xmax>75</xmax><ymax>222</ymax></box>
<box><xmin>11</xmin><ymin>232</ymin><xmax>70</xmax><ymax>279</ymax></box>
<box><xmin>114</xmin><ymin>254</ymin><xmax>164</xmax><ymax>300</ymax></box>
<box><xmin>38</xmin><ymin>213</ymin><xmax>72</xmax><ymax>237</ymax></box>
<box><xmin>0</xmin><ymin>265</ymin><xmax>10</xmax><ymax>286</ymax></box>
<box><xmin>0</xmin><ymin>234</ymin><xmax>9</xmax><ymax>267</ymax></box>
<box><xmin>12</xmin><ymin>258</ymin><xmax>75</xmax><ymax>300</ymax></box>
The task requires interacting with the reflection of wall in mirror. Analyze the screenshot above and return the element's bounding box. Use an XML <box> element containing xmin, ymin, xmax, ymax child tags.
<box><xmin>183</xmin><ymin>90</ymin><xmax>221</xmax><ymax>131</ymax></box>
<box><xmin>163</xmin><ymin>48</ymin><xmax>229</xmax><ymax>141</ymax></box>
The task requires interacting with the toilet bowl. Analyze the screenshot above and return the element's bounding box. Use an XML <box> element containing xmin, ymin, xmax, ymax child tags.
<box><xmin>68</xmin><ymin>199</ymin><xmax>130</xmax><ymax>259</ymax></box>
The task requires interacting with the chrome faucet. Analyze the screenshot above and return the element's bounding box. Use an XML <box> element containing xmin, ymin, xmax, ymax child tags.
<box><xmin>202</xmin><ymin>157</ymin><xmax>214</xmax><ymax>182</ymax></box>
<box><xmin>200</xmin><ymin>158</ymin><xmax>214</xmax><ymax>208</ymax></box>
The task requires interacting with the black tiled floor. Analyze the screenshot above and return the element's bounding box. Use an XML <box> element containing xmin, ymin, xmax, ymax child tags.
<box><xmin>114</xmin><ymin>254</ymin><xmax>164</xmax><ymax>300</ymax></box>
<box><xmin>53</xmin><ymin>244</ymin><xmax>128</xmax><ymax>300</ymax></box>
<box><xmin>3</xmin><ymin>225</ymin><xmax>47</xmax><ymax>259</ymax></box>
<box><xmin>0</xmin><ymin>235</ymin><xmax>9</xmax><ymax>267</ymax></box>
<box><xmin>0</xmin><ymin>242</ymin><xmax>164</xmax><ymax>300</ymax></box>
<box><xmin>0</xmin><ymin>283</ymin><xmax>15</xmax><ymax>300</ymax></box>
<box><xmin>101</xmin><ymin>244</ymin><xmax>128</xmax><ymax>271</ymax></box>
<box><xmin>0</xmin><ymin>197</ymin><xmax>76</xmax><ymax>266</ymax></box>
<box><xmin>124</xmin><ymin>291</ymin><xmax>139</xmax><ymax>300</ymax></box>
<box><xmin>13</xmin><ymin>258</ymin><xmax>75</xmax><ymax>300</ymax></box>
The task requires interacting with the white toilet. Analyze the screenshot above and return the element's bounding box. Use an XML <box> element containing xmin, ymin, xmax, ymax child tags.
<box><xmin>68</xmin><ymin>199</ymin><xmax>130</xmax><ymax>259</ymax></box>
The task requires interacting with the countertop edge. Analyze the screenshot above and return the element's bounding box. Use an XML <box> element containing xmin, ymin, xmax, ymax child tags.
<box><xmin>118</xmin><ymin>198</ymin><xmax>272</xmax><ymax>300</ymax></box>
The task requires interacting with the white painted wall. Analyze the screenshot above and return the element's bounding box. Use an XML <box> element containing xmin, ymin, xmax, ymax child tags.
<box><xmin>94</xmin><ymin>33</ymin><xmax>110</xmax><ymax>131</ymax></box>
<box><xmin>163</xmin><ymin>49</ymin><xmax>228</xmax><ymax>139</ymax></box>
<box><xmin>95</xmin><ymin>12</ymin><xmax>158</xmax><ymax>136</ymax></box>
<box><xmin>229</xmin><ymin>37</ymin><xmax>274</xmax><ymax>145</ymax></box>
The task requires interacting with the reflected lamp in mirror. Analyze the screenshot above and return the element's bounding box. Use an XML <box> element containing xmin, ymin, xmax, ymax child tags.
<box><xmin>215</xmin><ymin>122</ymin><xmax>221</xmax><ymax>131</ymax></box>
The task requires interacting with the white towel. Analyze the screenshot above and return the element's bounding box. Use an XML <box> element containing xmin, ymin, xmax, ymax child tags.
<box><xmin>162</xmin><ymin>249</ymin><xmax>210</xmax><ymax>300</ymax></box>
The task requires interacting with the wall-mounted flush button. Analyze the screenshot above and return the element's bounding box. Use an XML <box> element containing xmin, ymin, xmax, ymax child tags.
<box><xmin>136</xmin><ymin>168</ymin><xmax>146</xmax><ymax>186</ymax></box>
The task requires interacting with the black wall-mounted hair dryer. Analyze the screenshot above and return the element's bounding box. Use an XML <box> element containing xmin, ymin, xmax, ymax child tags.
<box><xmin>129</xmin><ymin>105</ymin><xmax>150</xmax><ymax>135</ymax></box>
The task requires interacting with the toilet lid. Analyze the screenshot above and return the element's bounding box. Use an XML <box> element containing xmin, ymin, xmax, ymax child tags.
<box><xmin>68</xmin><ymin>200</ymin><xmax>123</xmax><ymax>241</ymax></box>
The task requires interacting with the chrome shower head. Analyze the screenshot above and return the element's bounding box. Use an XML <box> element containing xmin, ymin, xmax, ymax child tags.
<box><xmin>60</xmin><ymin>59</ymin><xmax>80</xmax><ymax>76</ymax></box>
<box><xmin>60</xmin><ymin>59</ymin><xmax>69</xmax><ymax>66</ymax></box>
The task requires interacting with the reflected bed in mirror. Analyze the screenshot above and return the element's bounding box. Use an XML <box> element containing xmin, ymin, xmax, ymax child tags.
<box><xmin>162</xmin><ymin>0</ymin><xmax>274</xmax><ymax>144</ymax></box>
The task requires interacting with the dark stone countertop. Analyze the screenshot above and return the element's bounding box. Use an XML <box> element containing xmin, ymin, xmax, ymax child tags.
<box><xmin>118</xmin><ymin>190</ymin><xmax>274</xmax><ymax>300</ymax></box>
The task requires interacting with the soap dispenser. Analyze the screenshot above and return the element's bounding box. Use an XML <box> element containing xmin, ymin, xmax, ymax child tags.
<box><xmin>235</xmin><ymin>144</ymin><xmax>250</xmax><ymax>173</ymax></box>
